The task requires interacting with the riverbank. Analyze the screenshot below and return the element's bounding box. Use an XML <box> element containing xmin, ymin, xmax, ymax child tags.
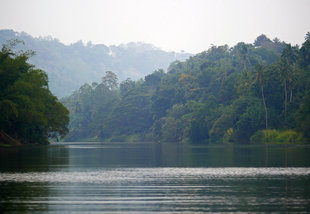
<box><xmin>0</xmin><ymin>130</ymin><xmax>22</xmax><ymax>147</ymax></box>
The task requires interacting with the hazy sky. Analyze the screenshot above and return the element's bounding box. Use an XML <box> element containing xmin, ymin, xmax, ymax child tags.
<box><xmin>0</xmin><ymin>0</ymin><xmax>309</xmax><ymax>53</ymax></box>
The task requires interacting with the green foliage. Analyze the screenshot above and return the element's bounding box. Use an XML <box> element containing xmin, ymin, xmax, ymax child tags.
<box><xmin>250</xmin><ymin>129</ymin><xmax>305</xmax><ymax>144</ymax></box>
<box><xmin>64</xmin><ymin>33</ymin><xmax>310</xmax><ymax>144</ymax></box>
<box><xmin>254</xmin><ymin>34</ymin><xmax>272</xmax><ymax>47</ymax></box>
<box><xmin>0</xmin><ymin>42</ymin><xmax>69</xmax><ymax>144</ymax></box>
<box><xmin>102</xmin><ymin>71</ymin><xmax>118</xmax><ymax>90</ymax></box>
<box><xmin>145</xmin><ymin>69</ymin><xmax>164</xmax><ymax>89</ymax></box>
<box><xmin>188</xmin><ymin>119</ymin><xmax>209</xmax><ymax>144</ymax></box>
<box><xmin>233</xmin><ymin>99</ymin><xmax>265</xmax><ymax>143</ymax></box>
<box><xmin>105</xmin><ymin>85</ymin><xmax>153</xmax><ymax>138</ymax></box>
<box><xmin>296</xmin><ymin>90</ymin><xmax>310</xmax><ymax>139</ymax></box>
<box><xmin>299</xmin><ymin>39</ymin><xmax>310</xmax><ymax>69</ymax></box>
<box><xmin>120</xmin><ymin>78</ymin><xmax>135</xmax><ymax>96</ymax></box>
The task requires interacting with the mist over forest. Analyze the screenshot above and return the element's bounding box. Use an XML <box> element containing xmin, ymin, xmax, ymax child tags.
<box><xmin>1</xmin><ymin>29</ymin><xmax>310</xmax><ymax>145</ymax></box>
<box><xmin>0</xmin><ymin>29</ymin><xmax>191</xmax><ymax>98</ymax></box>
<box><xmin>1</xmin><ymin>0</ymin><xmax>310</xmax><ymax>212</ymax></box>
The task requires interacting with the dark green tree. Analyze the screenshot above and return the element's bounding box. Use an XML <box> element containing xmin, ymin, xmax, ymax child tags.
<box><xmin>0</xmin><ymin>42</ymin><xmax>69</xmax><ymax>144</ymax></box>
<box><xmin>296</xmin><ymin>90</ymin><xmax>310</xmax><ymax>139</ymax></box>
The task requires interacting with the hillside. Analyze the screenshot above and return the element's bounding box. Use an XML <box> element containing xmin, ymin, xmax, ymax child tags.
<box><xmin>0</xmin><ymin>30</ymin><xmax>191</xmax><ymax>97</ymax></box>
<box><xmin>62</xmin><ymin>33</ymin><xmax>310</xmax><ymax>144</ymax></box>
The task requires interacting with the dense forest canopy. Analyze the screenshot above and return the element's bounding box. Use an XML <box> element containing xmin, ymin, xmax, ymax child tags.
<box><xmin>0</xmin><ymin>30</ymin><xmax>191</xmax><ymax>97</ymax></box>
<box><xmin>0</xmin><ymin>40</ymin><xmax>69</xmax><ymax>145</ymax></box>
<box><xmin>62</xmin><ymin>33</ymin><xmax>310</xmax><ymax>144</ymax></box>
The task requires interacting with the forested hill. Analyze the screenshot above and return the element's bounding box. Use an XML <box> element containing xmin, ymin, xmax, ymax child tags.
<box><xmin>0</xmin><ymin>29</ymin><xmax>191</xmax><ymax>97</ymax></box>
<box><xmin>62</xmin><ymin>33</ymin><xmax>310</xmax><ymax>144</ymax></box>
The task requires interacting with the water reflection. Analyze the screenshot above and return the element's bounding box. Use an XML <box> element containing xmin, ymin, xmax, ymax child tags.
<box><xmin>1</xmin><ymin>142</ymin><xmax>310</xmax><ymax>213</ymax></box>
<box><xmin>0</xmin><ymin>145</ymin><xmax>69</xmax><ymax>172</ymax></box>
<box><xmin>52</xmin><ymin>142</ymin><xmax>310</xmax><ymax>169</ymax></box>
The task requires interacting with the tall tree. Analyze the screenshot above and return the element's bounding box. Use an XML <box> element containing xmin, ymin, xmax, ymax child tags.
<box><xmin>254</xmin><ymin>34</ymin><xmax>272</xmax><ymax>47</ymax></box>
<box><xmin>254</xmin><ymin>63</ymin><xmax>268</xmax><ymax>129</ymax></box>
<box><xmin>280</xmin><ymin>44</ymin><xmax>298</xmax><ymax>122</ymax></box>
<box><xmin>102</xmin><ymin>71</ymin><xmax>118</xmax><ymax>90</ymax></box>
<box><xmin>234</xmin><ymin>42</ymin><xmax>251</xmax><ymax>71</ymax></box>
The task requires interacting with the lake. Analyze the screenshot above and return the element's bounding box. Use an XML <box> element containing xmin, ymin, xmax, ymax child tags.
<box><xmin>1</xmin><ymin>142</ymin><xmax>310</xmax><ymax>213</ymax></box>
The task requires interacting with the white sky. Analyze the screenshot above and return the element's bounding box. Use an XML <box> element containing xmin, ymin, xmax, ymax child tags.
<box><xmin>0</xmin><ymin>0</ymin><xmax>309</xmax><ymax>53</ymax></box>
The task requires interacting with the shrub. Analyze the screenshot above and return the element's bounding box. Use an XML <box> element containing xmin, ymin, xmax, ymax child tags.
<box><xmin>250</xmin><ymin>129</ymin><xmax>306</xmax><ymax>144</ymax></box>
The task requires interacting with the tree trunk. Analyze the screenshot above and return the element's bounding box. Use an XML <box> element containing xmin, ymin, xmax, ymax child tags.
<box><xmin>284</xmin><ymin>80</ymin><xmax>287</xmax><ymax>122</ymax></box>
<box><xmin>0</xmin><ymin>130</ymin><xmax>22</xmax><ymax>146</ymax></box>
<box><xmin>290</xmin><ymin>89</ymin><xmax>293</xmax><ymax>103</ymax></box>
<box><xmin>261</xmin><ymin>85</ymin><xmax>268</xmax><ymax>129</ymax></box>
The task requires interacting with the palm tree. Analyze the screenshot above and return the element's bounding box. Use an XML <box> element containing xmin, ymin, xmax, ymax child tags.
<box><xmin>235</xmin><ymin>43</ymin><xmax>250</xmax><ymax>71</ymax></box>
<box><xmin>237</xmin><ymin>69</ymin><xmax>253</xmax><ymax>96</ymax></box>
<box><xmin>280</xmin><ymin>44</ymin><xmax>298</xmax><ymax>122</ymax></box>
<box><xmin>254</xmin><ymin>63</ymin><xmax>268</xmax><ymax>129</ymax></box>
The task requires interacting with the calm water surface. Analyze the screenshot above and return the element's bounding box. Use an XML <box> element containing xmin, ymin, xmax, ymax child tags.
<box><xmin>1</xmin><ymin>142</ymin><xmax>310</xmax><ymax>213</ymax></box>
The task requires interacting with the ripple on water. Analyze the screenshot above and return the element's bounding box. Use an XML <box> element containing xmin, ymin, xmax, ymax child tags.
<box><xmin>0</xmin><ymin>167</ymin><xmax>310</xmax><ymax>183</ymax></box>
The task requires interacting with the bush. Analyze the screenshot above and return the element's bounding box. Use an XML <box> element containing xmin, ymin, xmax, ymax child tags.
<box><xmin>250</xmin><ymin>129</ymin><xmax>306</xmax><ymax>144</ymax></box>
